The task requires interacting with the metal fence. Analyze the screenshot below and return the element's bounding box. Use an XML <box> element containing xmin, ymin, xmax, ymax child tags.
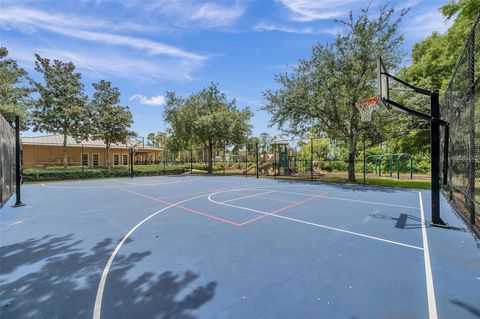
<box><xmin>151</xmin><ymin>130</ymin><xmax>432</xmax><ymax>182</ymax></box>
<box><xmin>442</xmin><ymin>13</ymin><xmax>480</xmax><ymax>232</ymax></box>
<box><xmin>0</xmin><ymin>113</ymin><xmax>16</xmax><ymax>207</ymax></box>
<box><xmin>23</xmin><ymin>130</ymin><xmax>431</xmax><ymax>184</ymax></box>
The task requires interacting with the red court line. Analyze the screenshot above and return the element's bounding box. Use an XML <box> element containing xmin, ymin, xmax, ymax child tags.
<box><xmin>112</xmin><ymin>186</ymin><xmax>242</xmax><ymax>227</ymax></box>
<box><xmin>238</xmin><ymin>192</ymin><xmax>328</xmax><ymax>226</ymax></box>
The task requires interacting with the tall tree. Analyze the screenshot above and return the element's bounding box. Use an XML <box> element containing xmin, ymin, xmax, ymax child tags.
<box><xmin>146</xmin><ymin>131</ymin><xmax>168</xmax><ymax>147</ymax></box>
<box><xmin>164</xmin><ymin>83</ymin><xmax>252</xmax><ymax>173</ymax></box>
<box><xmin>263</xmin><ymin>5</ymin><xmax>407</xmax><ymax>181</ymax></box>
<box><xmin>0</xmin><ymin>47</ymin><xmax>31</xmax><ymax>128</ymax></box>
<box><xmin>90</xmin><ymin>80</ymin><xmax>133</xmax><ymax>172</ymax></box>
<box><xmin>31</xmin><ymin>54</ymin><xmax>89</xmax><ymax>169</ymax></box>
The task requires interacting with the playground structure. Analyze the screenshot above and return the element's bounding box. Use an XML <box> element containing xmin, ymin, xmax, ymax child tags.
<box><xmin>251</xmin><ymin>140</ymin><xmax>324</xmax><ymax>177</ymax></box>
<box><xmin>364</xmin><ymin>153</ymin><xmax>414</xmax><ymax>179</ymax></box>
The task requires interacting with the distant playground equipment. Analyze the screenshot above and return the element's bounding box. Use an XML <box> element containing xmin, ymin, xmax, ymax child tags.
<box><xmin>364</xmin><ymin>153</ymin><xmax>414</xmax><ymax>179</ymax></box>
<box><xmin>242</xmin><ymin>139</ymin><xmax>326</xmax><ymax>177</ymax></box>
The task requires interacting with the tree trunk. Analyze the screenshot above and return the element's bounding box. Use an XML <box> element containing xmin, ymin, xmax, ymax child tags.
<box><xmin>347</xmin><ymin>133</ymin><xmax>357</xmax><ymax>182</ymax></box>
<box><xmin>63</xmin><ymin>133</ymin><xmax>68</xmax><ymax>170</ymax></box>
<box><xmin>106</xmin><ymin>144</ymin><xmax>111</xmax><ymax>173</ymax></box>
<box><xmin>208</xmin><ymin>140</ymin><xmax>213</xmax><ymax>174</ymax></box>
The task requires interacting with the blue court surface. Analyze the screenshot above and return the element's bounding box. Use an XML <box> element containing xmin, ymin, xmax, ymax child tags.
<box><xmin>1</xmin><ymin>175</ymin><xmax>479</xmax><ymax>319</ymax></box>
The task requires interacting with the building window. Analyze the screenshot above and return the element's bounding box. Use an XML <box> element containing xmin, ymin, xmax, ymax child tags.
<box><xmin>82</xmin><ymin>153</ymin><xmax>88</xmax><ymax>167</ymax></box>
<box><xmin>93</xmin><ymin>153</ymin><xmax>99</xmax><ymax>167</ymax></box>
<box><xmin>113</xmin><ymin>154</ymin><xmax>120</xmax><ymax>165</ymax></box>
<box><xmin>123</xmin><ymin>154</ymin><xmax>128</xmax><ymax>165</ymax></box>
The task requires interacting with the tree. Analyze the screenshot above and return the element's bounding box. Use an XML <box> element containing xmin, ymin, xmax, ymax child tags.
<box><xmin>263</xmin><ymin>5</ymin><xmax>407</xmax><ymax>181</ymax></box>
<box><xmin>147</xmin><ymin>131</ymin><xmax>168</xmax><ymax>147</ymax></box>
<box><xmin>0</xmin><ymin>47</ymin><xmax>31</xmax><ymax>128</ymax></box>
<box><xmin>31</xmin><ymin>54</ymin><xmax>89</xmax><ymax>169</ymax></box>
<box><xmin>164</xmin><ymin>83</ymin><xmax>252</xmax><ymax>173</ymax></box>
<box><xmin>90</xmin><ymin>80</ymin><xmax>133</xmax><ymax>172</ymax></box>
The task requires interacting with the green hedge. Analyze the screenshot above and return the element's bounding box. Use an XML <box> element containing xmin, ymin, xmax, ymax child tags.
<box><xmin>23</xmin><ymin>165</ymin><xmax>187</xmax><ymax>182</ymax></box>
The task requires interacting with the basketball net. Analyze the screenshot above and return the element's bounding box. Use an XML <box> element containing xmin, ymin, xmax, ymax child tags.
<box><xmin>356</xmin><ymin>97</ymin><xmax>379</xmax><ymax>122</ymax></box>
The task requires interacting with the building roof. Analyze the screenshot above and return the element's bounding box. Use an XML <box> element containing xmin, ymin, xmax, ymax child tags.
<box><xmin>21</xmin><ymin>135</ymin><xmax>162</xmax><ymax>151</ymax></box>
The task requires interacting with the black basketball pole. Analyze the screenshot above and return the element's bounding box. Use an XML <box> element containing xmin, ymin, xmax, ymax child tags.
<box><xmin>430</xmin><ymin>91</ymin><xmax>442</xmax><ymax>225</ymax></box>
<box><xmin>13</xmin><ymin>116</ymin><xmax>25</xmax><ymax>207</ymax></box>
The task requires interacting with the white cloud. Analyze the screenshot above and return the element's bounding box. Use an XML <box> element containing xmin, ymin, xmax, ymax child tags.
<box><xmin>0</xmin><ymin>7</ymin><xmax>206</xmax><ymax>61</ymax></box>
<box><xmin>277</xmin><ymin>0</ymin><xmax>360</xmax><ymax>22</ymax></box>
<box><xmin>190</xmin><ymin>3</ymin><xmax>245</xmax><ymax>26</ymax></box>
<box><xmin>130</xmin><ymin>94</ymin><xmax>166</xmax><ymax>106</ymax></box>
<box><xmin>7</xmin><ymin>42</ymin><xmax>199</xmax><ymax>81</ymax></box>
<box><xmin>253</xmin><ymin>23</ymin><xmax>338</xmax><ymax>35</ymax></box>
<box><xmin>152</xmin><ymin>1</ymin><xmax>244</xmax><ymax>27</ymax></box>
<box><xmin>405</xmin><ymin>10</ymin><xmax>453</xmax><ymax>40</ymax></box>
<box><xmin>0</xmin><ymin>6</ymin><xmax>158</xmax><ymax>33</ymax></box>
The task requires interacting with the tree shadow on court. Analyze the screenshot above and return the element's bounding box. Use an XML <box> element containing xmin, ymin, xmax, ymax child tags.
<box><xmin>0</xmin><ymin>234</ymin><xmax>216</xmax><ymax>318</ymax></box>
<box><xmin>450</xmin><ymin>300</ymin><xmax>480</xmax><ymax>318</ymax></box>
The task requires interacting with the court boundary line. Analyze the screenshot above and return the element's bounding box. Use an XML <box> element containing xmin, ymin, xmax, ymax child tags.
<box><xmin>208</xmin><ymin>189</ymin><xmax>424</xmax><ymax>250</ymax></box>
<box><xmin>418</xmin><ymin>192</ymin><xmax>438</xmax><ymax>319</ymax></box>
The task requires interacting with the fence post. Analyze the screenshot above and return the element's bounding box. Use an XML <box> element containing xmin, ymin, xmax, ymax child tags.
<box><xmin>467</xmin><ymin>32</ymin><xmax>476</xmax><ymax>225</ymax></box>
<box><xmin>13</xmin><ymin>116</ymin><xmax>24</xmax><ymax>207</ymax></box>
<box><xmin>223</xmin><ymin>142</ymin><xmax>226</xmax><ymax>175</ymax></box>
<box><xmin>81</xmin><ymin>143</ymin><xmax>84</xmax><ymax>180</ymax></box>
<box><xmin>256</xmin><ymin>142</ymin><xmax>259</xmax><ymax>179</ymax></box>
<box><xmin>163</xmin><ymin>154</ymin><xmax>166</xmax><ymax>175</ymax></box>
<box><xmin>274</xmin><ymin>143</ymin><xmax>277</xmax><ymax>179</ymax></box>
<box><xmin>130</xmin><ymin>147</ymin><xmax>134</xmax><ymax>178</ymax></box>
<box><xmin>190</xmin><ymin>148</ymin><xmax>193</xmax><ymax>173</ymax></box>
<box><xmin>310</xmin><ymin>138</ymin><xmax>314</xmax><ymax>181</ymax></box>
<box><xmin>245</xmin><ymin>145</ymin><xmax>248</xmax><ymax>178</ymax></box>
<box><xmin>363</xmin><ymin>133</ymin><xmax>366</xmax><ymax>185</ymax></box>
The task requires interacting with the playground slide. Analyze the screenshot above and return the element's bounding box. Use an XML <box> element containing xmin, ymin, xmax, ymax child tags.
<box><xmin>242</xmin><ymin>160</ymin><xmax>274</xmax><ymax>174</ymax></box>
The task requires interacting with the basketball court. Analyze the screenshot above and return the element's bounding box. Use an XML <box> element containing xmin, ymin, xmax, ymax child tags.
<box><xmin>1</xmin><ymin>175</ymin><xmax>479</xmax><ymax>318</ymax></box>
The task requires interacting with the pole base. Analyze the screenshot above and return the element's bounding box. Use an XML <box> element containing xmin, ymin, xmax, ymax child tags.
<box><xmin>12</xmin><ymin>202</ymin><xmax>26</xmax><ymax>208</ymax></box>
<box><xmin>430</xmin><ymin>218</ymin><xmax>449</xmax><ymax>228</ymax></box>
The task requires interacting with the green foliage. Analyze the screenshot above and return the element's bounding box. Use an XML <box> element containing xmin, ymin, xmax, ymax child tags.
<box><xmin>0</xmin><ymin>47</ymin><xmax>31</xmax><ymax>128</ymax></box>
<box><xmin>147</xmin><ymin>131</ymin><xmax>168</xmax><ymax>147</ymax></box>
<box><xmin>164</xmin><ymin>83</ymin><xmax>252</xmax><ymax>173</ymax></box>
<box><xmin>263</xmin><ymin>4</ymin><xmax>407</xmax><ymax>181</ymax></box>
<box><xmin>31</xmin><ymin>55</ymin><xmax>89</xmax><ymax>169</ymax></box>
<box><xmin>23</xmin><ymin>165</ymin><xmax>188</xmax><ymax>182</ymax></box>
<box><xmin>90</xmin><ymin>80</ymin><xmax>133</xmax><ymax>171</ymax></box>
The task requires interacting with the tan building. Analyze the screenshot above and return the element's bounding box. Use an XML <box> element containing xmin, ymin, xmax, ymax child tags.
<box><xmin>21</xmin><ymin>135</ymin><xmax>162</xmax><ymax>169</ymax></box>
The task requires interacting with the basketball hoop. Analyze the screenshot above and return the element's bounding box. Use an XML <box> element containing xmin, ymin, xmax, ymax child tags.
<box><xmin>356</xmin><ymin>97</ymin><xmax>379</xmax><ymax>122</ymax></box>
<box><xmin>126</xmin><ymin>136</ymin><xmax>144</xmax><ymax>154</ymax></box>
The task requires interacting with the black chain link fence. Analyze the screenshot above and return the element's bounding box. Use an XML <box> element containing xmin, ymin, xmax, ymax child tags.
<box><xmin>442</xmin><ymin>13</ymin><xmax>480</xmax><ymax>233</ymax></box>
<box><xmin>154</xmin><ymin>130</ymin><xmax>430</xmax><ymax>182</ymax></box>
<box><xmin>0</xmin><ymin>114</ymin><xmax>16</xmax><ymax>207</ymax></box>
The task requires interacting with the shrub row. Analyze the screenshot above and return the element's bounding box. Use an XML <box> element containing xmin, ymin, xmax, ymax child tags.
<box><xmin>23</xmin><ymin>165</ymin><xmax>187</xmax><ymax>182</ymax></box>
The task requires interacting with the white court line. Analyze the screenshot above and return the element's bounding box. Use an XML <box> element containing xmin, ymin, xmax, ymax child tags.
<box><xmin>93</xmin><ymin>183</ymin><xmax>262</xmax><ymax>319</ymax></box>
<box><xmin>93</xmin><ymin>191</ymin><xmax>212</xmax><ymax>319</ymax></box>
<box><xmin>418</xmin><ymin>192</ymin><xmax>438</xmax><ymax>319</ymax></box>
<box><xmin>208</xmin><ymin>191</ymin><xmax>423</xmax><ymax>250</ymax></box>
<box><xmin>271</xmin><ymin>189</ymin><xmax>420</xmax><ymax>210</ymax></box>
<box><xmin>220</xmin><ymin>191</ymin><xmax>275</xmax><ymax>204</ymax></box>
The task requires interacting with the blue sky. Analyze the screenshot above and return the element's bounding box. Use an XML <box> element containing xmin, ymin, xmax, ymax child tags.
<box><xmin>0</xmin><ymin>0</ymin><xmax>452</xmax><ymax>138</ymax></box>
